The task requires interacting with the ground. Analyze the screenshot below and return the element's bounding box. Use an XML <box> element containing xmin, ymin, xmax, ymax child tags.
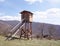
<box><xmin>0</xmin><ymin>36</ymin><xmax>60</xmax><ymax>46</ymax></box>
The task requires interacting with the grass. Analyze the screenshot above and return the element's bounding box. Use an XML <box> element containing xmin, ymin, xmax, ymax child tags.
<box><xmin>0</xmin><ymin>36</ymin><xmax>60</xmax><ymax>46</ymax></box>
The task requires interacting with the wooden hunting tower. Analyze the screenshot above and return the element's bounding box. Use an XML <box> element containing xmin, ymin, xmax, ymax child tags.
<box><xmin>20</xmin><ymin>10</ymin><xmax>33</xmax><ymax>39</ymax></box>
<box><xmin>5</xmin><ymin>10</ymin><xmax>33</xmax><ymax>40</ymax></box>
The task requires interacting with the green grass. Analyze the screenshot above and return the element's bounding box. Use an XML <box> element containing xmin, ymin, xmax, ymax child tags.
<box><xmin>0</xmin><ymin>36</ymin><xmax>60</xmax><ymax>46</ymax></box>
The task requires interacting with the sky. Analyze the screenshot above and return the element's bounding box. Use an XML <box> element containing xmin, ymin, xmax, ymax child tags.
<box><xmin>0</xmin><ymin>0</ymin><xmax>60</xmax><ymax>25</ymax></box>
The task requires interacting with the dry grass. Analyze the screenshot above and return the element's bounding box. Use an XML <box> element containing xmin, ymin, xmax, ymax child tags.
<box><xmin>0</xmin><ymin>36</ymin><xmax>60</xmax><ymax>46</ymax></box>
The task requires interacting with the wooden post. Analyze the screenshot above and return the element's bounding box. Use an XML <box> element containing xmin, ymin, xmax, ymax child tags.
<box><xmin>29</xmin><ymin>22</ymin><xmax>32</xmax><ymax>39</ymax></box>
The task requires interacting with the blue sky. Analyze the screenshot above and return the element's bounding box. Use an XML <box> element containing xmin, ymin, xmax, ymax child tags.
<box><xmin>0</xmin><ymin>0</ymin><xmax>60</xmax><ymax>25</ymax></box>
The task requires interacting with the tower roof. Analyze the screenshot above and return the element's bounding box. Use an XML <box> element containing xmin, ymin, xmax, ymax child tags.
<box><xmin>20</xmin><ymin>10</ymin><xmax>33</xmax><ymax>15</ymax></box>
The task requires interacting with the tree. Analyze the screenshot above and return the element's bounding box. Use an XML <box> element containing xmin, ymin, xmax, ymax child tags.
<box><xmin>48</xmin><ymin>25</ymin><xmax>55</xmax><ymax>40</ymax></box>
<box><xmin>38</xmin><ymin>23</ymin><xmax>44</xmax><ymax>39</ymax></box>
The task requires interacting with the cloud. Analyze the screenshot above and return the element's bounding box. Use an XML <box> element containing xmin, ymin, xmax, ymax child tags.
<box><xmin>46</xmin><ymin>8</ymin><xmax>60</xmax><ymax>17</ymax></box>
<box><xmin>33</xmin><ymin>8</ymin><xmax>60</xmax><ymax>25</ymax></box>
<box><xmin>33</xmin><ymin>11</ymin><xmax>47</xmax><ymax>22</ymax></box>
<box><xmin>0</xmin><ymin>15</ymin><xmax>21</xmax><ymax>21</ymax></box>
<box><xmin>24</xmin><ymin>0</ymin><xmax>43</xmax><ymax>4</ymax></box>
<box><xmin>0</xmin><ymin>8</ymin><xmax>60</xmax><ymax>25</ymax></box>
<box><xmin>0</xmin><ymin>13</ymin><xmax>21</xmax><ymax>21</ymax></box>
<box><xmin>25</xmin><ymin>0</ymin><xmax>60</xmax><ymax>4</ymax></box>
<box><xmin>46</xmin><ymin>0</ymin><xmax>60</xmax><ymax>4</ymax></box>
<box><xmin>0</xmin><ymin>0</ymin><xmax>5</xmax><ymax>2</ymax></box>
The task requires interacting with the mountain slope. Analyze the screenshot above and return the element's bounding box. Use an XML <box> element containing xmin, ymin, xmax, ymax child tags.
<box><xmin>0</xmin><ymin>20</ymin><xmax>12</xmax><ymax>36</ymax></box>
<box><xmin>0</xmin><ymin>20</ymin><xmax>60</xmax><ymax>39</ymax></box>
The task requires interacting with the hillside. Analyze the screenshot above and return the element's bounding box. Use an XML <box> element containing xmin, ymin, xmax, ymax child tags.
<box><xmin>0</xmin><ymin>20</ymin><xmax>60</xmax><ymax>39</ymax></box>
<box><xmin>0</xmin><ymin>20</ymin><xmax>12</xmax><ymax>36</ymax></box>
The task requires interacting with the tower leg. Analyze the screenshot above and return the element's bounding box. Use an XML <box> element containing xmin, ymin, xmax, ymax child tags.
<box><xmin>20</xmin><ymin>29</ymin><xmax>23</xmax><ymax>39</ymax></box>
<box><xmin>19</xmin><ymin>22</ymin><xmax>32</xmax><ymax>40</ymax></box>
<box><xmin>29</xmin><ymin>22</ymin><xmax>32</xmax><ymax>40</ymax></box>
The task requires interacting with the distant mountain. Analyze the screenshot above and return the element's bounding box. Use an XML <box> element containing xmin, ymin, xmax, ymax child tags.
<box><xmin>0</xmin><ymin>20</ymin><xmax>12</xmax><ymax>36</ymax></box>
<box><xmin>3</xmin><ymin>20</ymin><xmax>19</xmax><ymax>27</ymax></box>
<box><xmin>0</xmin><ymin>20</ymin><xmax>60</xmax><ymax>39</ymax></box>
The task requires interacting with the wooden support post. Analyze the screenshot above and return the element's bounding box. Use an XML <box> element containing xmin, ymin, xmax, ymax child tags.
<box><xmin>24</xmin><ymin>21</ymin><xmax>26</xmax><ymax>38</ymax></box>
<box><xmin>29</xmin><ymin>22</ymin><xmax>32</xmax><ymax>39</ymax></box>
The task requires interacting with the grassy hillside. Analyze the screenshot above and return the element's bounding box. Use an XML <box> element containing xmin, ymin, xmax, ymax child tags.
<box><xmin>0</xmin><ymin>36</ymin><xmax>60</xmax><ymax>46</ymax></box>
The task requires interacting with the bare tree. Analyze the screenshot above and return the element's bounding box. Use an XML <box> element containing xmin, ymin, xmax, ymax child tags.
<box><xmin>48</xmin><ymin>25</ymin><xmax>55</xmax><ymax>40</ymax></box>
<box><xmin>38</xmin><ymin>23</ymin><xmax>44</xmax><ymax>39</ymax></box>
